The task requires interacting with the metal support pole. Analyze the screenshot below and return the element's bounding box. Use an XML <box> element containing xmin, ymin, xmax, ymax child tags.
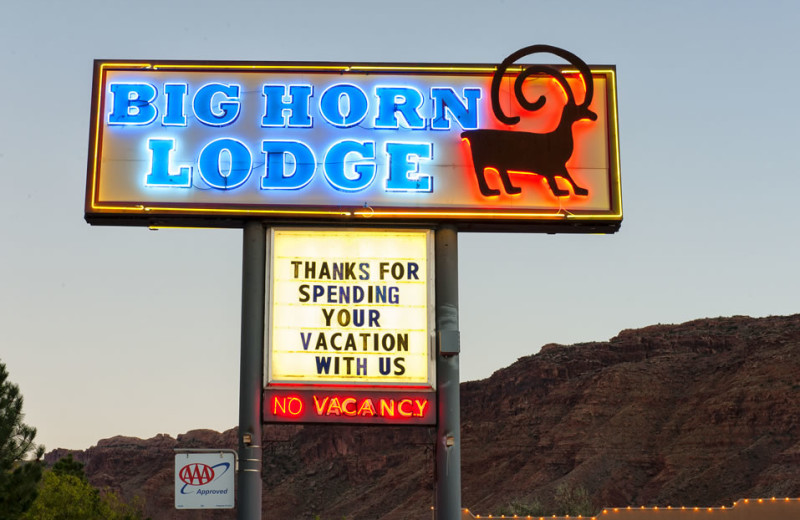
<box><xmin>238</xmin><ymin>221</ymin><xmax>265</xmax><ymax>520</ymax></box>
<box><xmin>435</xmin><ymin>225</ymin><xmax>461</xmax><ymax>520</ymax></box>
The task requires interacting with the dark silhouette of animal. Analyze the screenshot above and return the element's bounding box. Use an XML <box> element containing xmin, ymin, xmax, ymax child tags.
<box><xmin>461</xmin><ymin>45</ymin><xmax>596</xmax><ymax>197</ymax></box>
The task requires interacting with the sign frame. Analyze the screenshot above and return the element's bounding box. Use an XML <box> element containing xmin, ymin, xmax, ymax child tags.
<box><xmin>174</xmin><ymin>450</ymin><xmax>236</xmax><ymax>510</ymax></box>
<box><xmin>263</xmin><ymin>227</ymin><xmax>436</xmax><ymax>425</ymax></box>
<box><xmin>85</xmin><ymin>59</ymin><xmax>621</xmax><ymax>233</ymax></box>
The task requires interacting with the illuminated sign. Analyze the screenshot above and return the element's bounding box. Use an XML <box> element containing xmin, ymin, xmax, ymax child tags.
<box><xmin>267</xmin><ymin>229</ymin><xmax>433</xmax><ymax>386</ymax></box>
<box><xmin>86</xmin><ymin>46</ymin><xmax>621</xmax><ymax>232</ymax></box>
<box><xmin>264</xmin><ymin>389</ymin><xmax>435</xmax><ymax>425</ymax></box>
<box><xmin>264</xmin><ymin>228</ymin><xmax>434</xmax><ymax>425</ymax></box>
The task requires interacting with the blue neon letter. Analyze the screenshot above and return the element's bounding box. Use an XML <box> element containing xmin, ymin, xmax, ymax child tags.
<box><xmin>162</xmin><ymin>83</ymin><xmax>187</xmax><ymax>126</ymax></box>
<box><xmin>261</xmin><ymin>141</ymin><xmax>316</xmax><ymax>190</ymax></box>
<box><xmin>385</xmin><ymin>142</ymin><xmax>433</xmax><ymax>192</ymax></box>
<box><xmin>193</xmin><ymin>84</ymin><xmax>241</xmax><ymax>127</ymax></box>
<box><xmin>145</xmin><ymin>139</ymin><xmax>191</xmax><ymax>187</ymax></box>
<box><xmin>431</xmin><ymin>87</ymin><xmax>481</xmax><ymax>130</ymax></box>
<box><xmin>323</xmin><ymin>140</ymin><xmax>376</xmax><ymax>192</ymax></box>
<box><xmin>198</xmin><ymin>138</ymin><xmax>252</xmax><ymax>189</ymax></box>
<box><xmin>108</xmin><ymin>83</ymin><xmax>157</xmax><ymax>125</ymax></box>
<box><xmin>319</xmin><ymin>84</ymin><xmax>369</xmax><ymax>128</ymax></box>
<box><xmin>374</xmin><ymin>87</ymin><xmax>425</xmax><ymax>129</ymax></box>
<box><xmin>261</xmin><ymin>85</ymin><xmax>313</xmax><ymax>127</ymax></box>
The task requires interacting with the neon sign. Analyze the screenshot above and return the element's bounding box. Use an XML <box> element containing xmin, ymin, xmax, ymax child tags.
<box><xmin>86</xmin><ymin>52</ymin><xmax>621</xmax><ymax>232</ymax></box>
<box><xmin>263</xmin><ymin>228</ymin><xmax>435</xmax><ymax>425</ymax></box>
<box><xmin>264</xmin><ymin>390</ymin><xmax>435</xmax><ymax>425</ymax></box>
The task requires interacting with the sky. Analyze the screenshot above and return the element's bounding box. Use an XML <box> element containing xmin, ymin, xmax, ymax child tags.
<box><xmin>1</xmin><ymin>0</ymin><xmax>799</xmax><ymax>452</ymax></box>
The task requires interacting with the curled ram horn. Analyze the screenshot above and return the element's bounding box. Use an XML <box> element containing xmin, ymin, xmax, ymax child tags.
<box><xmin>490</xmin><ymin>44</ymin><xmax>596</xmax><ymax>126</ymax></box>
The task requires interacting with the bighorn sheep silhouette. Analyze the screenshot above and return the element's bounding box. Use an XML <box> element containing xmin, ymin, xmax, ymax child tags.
<box><xmin>461</xmin><ymin>45</ymin><xmax>596</xmax><ymax>197</ymax></box>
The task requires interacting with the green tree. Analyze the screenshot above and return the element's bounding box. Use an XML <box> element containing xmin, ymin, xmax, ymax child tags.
<box><xmin>498</xmin><ymin>497</ymin><xmax>547</xmax><ymax>516</ymax></box>
<box><xmin>500</xmin><ymin>483</ymin><xmax>597</xmax><ymax>517</ymax></box>
<box><xmin>51</xmin><ymin>454</ymin><xmax>86</xmax><ymax>481</ymax></box>
<box><xmin>100</xmin><ymin>489</ymin><xmax>149</xmax><ymax>520</ymax></box>
<box><xmin>23</xmin><ymin>469</ymin><xmax>148</xmax><ymax>520</ymax></box>
<box><xmin>0</xmin><ymin>360</ymin><xmax>43</xmax><ymax>520</ymax></box>
<box><xmin>553</xmin><ymin>482</ymin><xmax>597</xmax><ymax>517</ymax></box>
<box><xmin>22</xmin><ymin>472</ymin><xmax>102</xmax><ymax>520</ymax></box>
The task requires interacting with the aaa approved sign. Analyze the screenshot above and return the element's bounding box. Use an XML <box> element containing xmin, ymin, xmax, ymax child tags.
<box><xmin>175</xmin><ymin>451</ymin><xmax>235</xmax><ymax>509</ymax></box>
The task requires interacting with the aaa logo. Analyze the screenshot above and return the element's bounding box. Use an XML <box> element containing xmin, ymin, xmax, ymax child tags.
<box><xmin>178</xmin><ymin>463</ymin><xmax>216</xmax><ymax>486</ymax></box>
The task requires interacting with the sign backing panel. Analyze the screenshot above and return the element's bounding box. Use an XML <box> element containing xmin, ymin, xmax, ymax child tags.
<box><xmin>86</xmin><ymin>60</ymin><xmax>621</xmax><ymax>232</ymax></box>
<box><xmin>174</xmin><ymin>451</ymin><xmax>235</xmax><ymax>509</ymax></box>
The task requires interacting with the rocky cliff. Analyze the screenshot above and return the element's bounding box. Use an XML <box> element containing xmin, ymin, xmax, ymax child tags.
<box><xmin>46</xmin><ymin>314</ymin><xmax>800</xmax><ymax>519</ymax></box>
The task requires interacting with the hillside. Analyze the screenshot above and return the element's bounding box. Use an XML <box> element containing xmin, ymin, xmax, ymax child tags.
<box><xmin>46</xmin><ymin>314</ymin><xmax>800</xmax><ymax>519</ymax></box>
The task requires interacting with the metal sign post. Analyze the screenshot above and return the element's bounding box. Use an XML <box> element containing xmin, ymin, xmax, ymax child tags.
<box><xmin>435</xmin><ymin>225</ymin><xmax>461</xmax><ymax>520</ymax></box>
<box><xmin>238</xmin><ymin>221</ymin><xmax>265</xmax><ymax>520</ymax></box>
